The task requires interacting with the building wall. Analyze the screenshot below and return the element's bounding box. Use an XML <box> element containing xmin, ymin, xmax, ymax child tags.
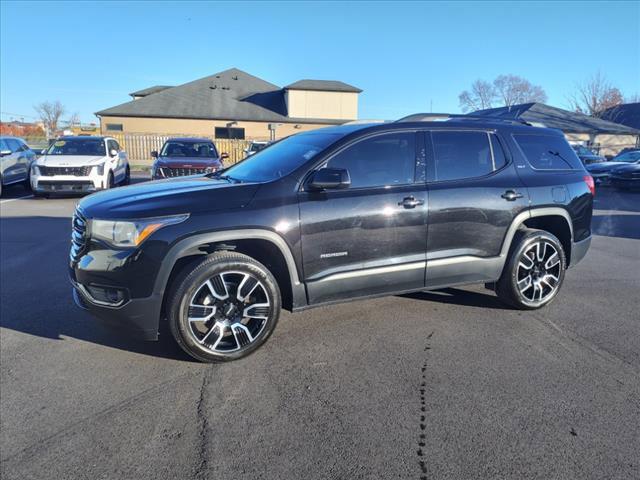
<box><xmin>565</xmin><ymin>133</ymin><xmax>639</xmax><ymax>157</ymax></box>
<box><xmin>285</xmin><ymin>90</ymin><xmax>358</xmax><ymax>120</ymax></box>
<box><xmin>99</xmin><ymin>116</ymin><xmax>338</xmax><ymax>140</ymax></box>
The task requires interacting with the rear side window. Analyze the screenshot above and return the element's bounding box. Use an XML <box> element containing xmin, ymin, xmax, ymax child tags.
<box><xmin>430</xmin><ymin>131</ymin><xmax>495</xmax><ymax>182</ymax></box>
<box><xmin>514</xmin><ymin>134</ymin><xmax>582</xmax><ymax>170</ymax></box>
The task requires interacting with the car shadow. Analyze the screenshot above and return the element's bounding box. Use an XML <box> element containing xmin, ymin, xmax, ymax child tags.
<box><xmin>400</xmin><ymin>287</ymin><xmax>512</xmax><ymax>310</ymax></box>
<box><xmin>591</xmin><ymin>213</ymin><xmax>640</xmax><ymax>240</ymax></box>
<box><xmin>0</xmin><ymin>215</ymin><xmax>193</xmax><ymax>362</ymax></box>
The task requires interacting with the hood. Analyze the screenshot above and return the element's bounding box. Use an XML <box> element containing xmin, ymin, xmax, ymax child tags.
<box><xmin>611</xmin><ymin>163</ymin><xmax>640</xmax><ymax>174</ymax></box>
<box><xmin>39</xmin><ymin>155</ymin><xmax>106</xmax><ymax>166</ymax></box>
<box><xmin>156</xmin><ymin>156</ymin><xmax>221</xmax><ymax>169</ymax></box>
<box><xmin>78</xmin><ymin>176</ymin><xmax>260</xmax><ymax>219</ymax></box>
<box><xmin>587</xmin><ymin>161</ymin><xmax>630</xmax><ymax>172</ymax></box>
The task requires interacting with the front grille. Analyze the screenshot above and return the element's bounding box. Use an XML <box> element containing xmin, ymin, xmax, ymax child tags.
<box><xmin>70</xmin><ymin>209</ymin><xmax>88</xmax><ymax>262</ymax></box>
<box><xmin>159</xmin><ymin>167</ymin><xmax>206</xmax><ymax>178</ymax></box>
<box><xmin>40</xmin><ymin>166</ymin><xmax>93</xmax><ymax>176</ymax></box>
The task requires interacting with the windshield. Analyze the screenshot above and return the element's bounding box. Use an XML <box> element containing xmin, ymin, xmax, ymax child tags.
<box><xmin>46</xmin><ymin>138</ymin><xmax>106</xmax><ymax>156</ymax></box>
<box><xmin>222</xmin><ymin>133</ymin><xmax>342</xmax><ymax>182</ymax></box>
<box><xmin>160</xmin><ymin>141</ymin><xmax>218</xmax><ymax>158</ymax></box>
<box><xmin>573</xmin><ymin>145</ymin><xmax>595</xmax><ymax>156</ymax></box>
<box><xmin>615</xmin><ymin>151</ymin><xmax>640</xmax><ymax>163</ymax></box>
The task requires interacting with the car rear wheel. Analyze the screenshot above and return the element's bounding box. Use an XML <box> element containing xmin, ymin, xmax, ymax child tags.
<box><xmin>167</xmin><ymin>251</ymin><xmax>281</xmax><ymax>362</ymax></box>
<box><xmin>106</xmin><ymin>171</ymin><xmax>115</xmax><ymax>189</ymax></box>
<box><xmin>496</xmin><ymin>229</ymin><xmax>566</xmax><ymax>310</ymax></box>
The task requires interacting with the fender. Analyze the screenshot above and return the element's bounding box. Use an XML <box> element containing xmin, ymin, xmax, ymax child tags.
<box><xmin>499</xmin><ymin>207</ymin><xmax>573</xmax><ymax>258</ymax></box>
<box><xmin>152</xmin><ymin>228</ymin><xmax>306</xmax><ymax>307</ymax></box>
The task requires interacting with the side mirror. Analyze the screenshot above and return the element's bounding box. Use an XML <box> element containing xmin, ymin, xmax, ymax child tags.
<box><xmin>109</xmin><ymin>149</ymin><xmax>118</xmax><ymax>157</ymax></box>
<box><xmin>0</xmin><ymin>149</ymin><xmax>12</xmax><ymax>157</ymax></box>
<box><xmin>220</xmin><ymin>152</ymin><xmax>229</xmax><ymax>163</ymax></box>
<box><xmin>308</xmin><ymin>168</ymin><xmax>351</xmax><ymax>190</ymax></box>
<box><xmin>151</xmin><ymin>150</ymin><xmax>158</xmax><ymax>158</ymax></box>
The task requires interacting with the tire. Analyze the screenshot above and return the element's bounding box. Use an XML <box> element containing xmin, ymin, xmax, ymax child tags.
<box><xmin>106</xmin><ymin>171</ymin><xmax>115</xmax><ymax>189</ymax></box>
<box><xmin>23</xmin><ymin>166</ymin><xmax>32</xmax><ymax>191</ymax></box>
<box><xmin>0</xmin><ymin>176</ymin><xmax>3</xmax><ymax>198</ymax></box>
<box><xmin>496</xmin><ymin>228</ymin><xmax>566</xmax><ymax>310</ymax></box>
<box><xmin>167</xmin><ymin>251</ymin><xmax>281</xmax><ymax>363</ymax></box>
<box><xmin>121</xmin><ymin>165</ymin><xmax>130</xmax><ymax>186</ymax></box>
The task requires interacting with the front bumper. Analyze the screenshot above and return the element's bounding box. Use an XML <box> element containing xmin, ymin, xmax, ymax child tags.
<box><xmin>32</xmin><ymin>173</ymin><xmax>104</xmax><ymax>193</ymax></box>
<box><xmin>71</xmin><ymin>280</ymin><xmax>162</xmax><ymax>341</ymax></box>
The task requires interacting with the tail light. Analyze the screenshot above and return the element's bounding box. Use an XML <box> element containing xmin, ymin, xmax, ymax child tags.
<box><xmin>583</xmin><ymin>175</ymin><xmax>595</xmax><ymax>196</ymax></box>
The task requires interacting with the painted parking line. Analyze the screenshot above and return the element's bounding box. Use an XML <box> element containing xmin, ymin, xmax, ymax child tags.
<box><xmin>0</xmin><ymin>194</ymin><xmax>34</xmax><ymax>204</ymax></box>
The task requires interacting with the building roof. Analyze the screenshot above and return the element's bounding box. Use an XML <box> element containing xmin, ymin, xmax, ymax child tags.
<box><xmin>129</xmin><ymin>85</ymin><xmax>173</xmax><ymax>98</ymax></box>
<box><xmin>284</xmin><ymin>79</ymin><xmax>362</xmax><ymax>93</ymax></box>
<box><xmin>97</xmin><ymin>68</ymin><xmax>359</xmax><ymax>124</ymax></box>
<box><xmin>472</xmin><ymin>103</ymin><xmax>640</xmax><ymax>135</ymax></box>
<box><xmin>600</xmin><ymin>103</ymin><xmax>640</xmax><ymax>130</ymax></box>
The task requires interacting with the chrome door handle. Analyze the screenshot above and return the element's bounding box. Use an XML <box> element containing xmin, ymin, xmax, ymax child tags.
<box><xmin>398</xmin><ymin>196</ymin><xmax>425</xmax><ymax>208</ymax></box>
<box><xmin>501</xmin><ymin>190</ymin><xmax>523</xmax><ymax>201</ymax></box>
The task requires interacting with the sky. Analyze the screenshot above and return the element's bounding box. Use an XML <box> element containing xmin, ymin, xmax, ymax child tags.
<box><xmin>1</xmin><ymin>1</ymin><xmax>639</xmax><ymax>124</ymax></box>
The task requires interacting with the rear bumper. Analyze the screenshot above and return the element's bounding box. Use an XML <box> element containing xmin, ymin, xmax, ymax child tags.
<box><xmin>569</xmin><ymin>236</ymin><xmax>591</xmax><ymax>268</ymax></box>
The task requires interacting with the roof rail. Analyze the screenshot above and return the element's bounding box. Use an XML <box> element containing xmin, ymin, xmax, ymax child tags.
<box><xmin>395</xmin><ymin>113</ymin><xmax>532</xmax><ymax>126</ymax></box>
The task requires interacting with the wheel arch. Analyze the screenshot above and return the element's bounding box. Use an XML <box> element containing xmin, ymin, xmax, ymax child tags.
<box><xmin>156</xmin><ymin>229</ymin><xmax>305</xmax><ymax>314</ymax></box>
<box><xmin>502</xmin><ymin>207</ymin><xmax>574</xmax><ymax>265</ymax></box>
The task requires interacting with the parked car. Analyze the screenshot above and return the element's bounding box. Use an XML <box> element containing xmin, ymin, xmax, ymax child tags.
<box><xmin>151</xmin><ymin>138</ymin><xmax>227</xmax><ymax>180</ymax></box>
<box><xmin>70</xmin><ymin>116</ymin><xmax>593</xmax><ymax>362</ymax></box>
<box><xmin>31</xmin><ymin>136</ymin><xmax>130</xmax><ymax>197</ymax></box>
<box><xmin>0</xmin><ymin>136</ymin><xmax>35</xmax><ymax>197</ymax></box>
<box><xmin>244</xmin><ymin>141</ymin><xmax>270</xmax><ymax>158</ymax></box>
<box><xmin>572</xmin><ymin>144</ymin><xmax>605</xmax><ymax>165</ymax></box>
<box><xmin>586</xmin><ymin>149</ymin><xmax>640</xmax><ymax>184</ymax></box>
<box><xmin>609</xmin><ymin>160</ymin><xmax>640</xmax><ymax>190</ymax></box>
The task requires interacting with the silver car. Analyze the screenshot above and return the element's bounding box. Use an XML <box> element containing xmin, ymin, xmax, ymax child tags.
<box><xmin>0</xmin><ymin>136</ymin><xmax>35</xmax><ymax>197</ymax></box>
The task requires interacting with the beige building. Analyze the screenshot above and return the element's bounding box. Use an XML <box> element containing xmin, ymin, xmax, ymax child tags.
<box><xmin>95</xmin><ymin>68</ymin><xmax>362</xmax><ymax>140</ymax></box>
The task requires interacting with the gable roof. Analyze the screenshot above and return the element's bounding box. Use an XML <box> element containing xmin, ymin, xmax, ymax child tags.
<box><xmin>284</xmin><ymin>79</ymin><xmax>362</xmax><ymax>93</ymax></box>
<box><xmin>129</xmin><ymin>85</ymin><xmax>173</xmax><ymax>98</ymax></box>
<box><xmin>97</xmin><ymin>68</ymin><xmax>358</xmax><ymax>124</ymax></box>
<box><xmin>600</xmin><ymin>103</ymin><xmax>640</xmax><ymax>130</ymax></box>
<box><xmin>472</xmin><ymin>103</ymin><xmax>640</xmax><ymax>135</ymax></box>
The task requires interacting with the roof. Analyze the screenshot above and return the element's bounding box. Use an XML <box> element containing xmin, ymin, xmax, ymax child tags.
<box><xmin>162</xmin><ymin>137</ymin><xmax>214</xmax><ymax>143</ymax></box>
<box><xmin>284</xmin><ymin>79</ymin><xmax>362</xmax><ymax>93</ymax></box>
<box><xmin>129</xmin><ymin>85</ymin><xmax>173</xmax><ymax>97</ymax></box>
<box><xmin>97</xmin><ymin>68</ymin><xmax>360</xmax><ymax>124</ymax></box>
<box><xmin>472</xmin><ymin>103</ymin><xmax>640</xmax><ymax>135</ymax></box>
<box><xmin>58</xmin><ymin>135</ymin><xmax>106</xmax><ymax>140</ymax></box>
<box><xmin>600</xmin><ymin>103</ymin><xmax>640</xmax><ymax>130</ymax></box>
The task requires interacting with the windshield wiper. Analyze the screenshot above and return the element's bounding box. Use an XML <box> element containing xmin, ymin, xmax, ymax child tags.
<box><xmin>209</xmin><ymin>172</ymin><xmax>242</xmax><ymax>183</ymax></box>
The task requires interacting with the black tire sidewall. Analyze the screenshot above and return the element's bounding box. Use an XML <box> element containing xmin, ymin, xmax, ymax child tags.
<box><xmin>168</xmin><ymin>253</ymin><xmax>281</xmax><ymax>362</ymax></box>
<box><xmin>503</xmin><ymin>230</ymin><xmax>566</xmax><ymax>309</ymax></box>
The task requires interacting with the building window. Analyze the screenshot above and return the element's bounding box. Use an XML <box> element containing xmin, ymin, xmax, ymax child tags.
<box><xmin>215</xmin><ymin>127</ymin><xmax>245</xmax><ymax>140</ymax></box>
<box><xmin>105</xmin><ymin>123</ymin><xmax>123</xmax><ymax>132</ymax></box>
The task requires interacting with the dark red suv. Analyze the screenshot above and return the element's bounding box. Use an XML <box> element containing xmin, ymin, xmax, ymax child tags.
<box><xmin>151</xmin><ymin>138</ymin><xmax>227</xmax><ymax>179</ymax></box>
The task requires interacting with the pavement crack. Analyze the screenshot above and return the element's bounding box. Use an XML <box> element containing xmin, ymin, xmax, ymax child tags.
<box><xmin>417</xmin><ymin>330</ymin><xmax>434</xmax><ymax>479</ymax></box>
<box><xmin>194</xmin><ymin>368</ymin><xmax>213</xmax><ymax>480</ymax></box>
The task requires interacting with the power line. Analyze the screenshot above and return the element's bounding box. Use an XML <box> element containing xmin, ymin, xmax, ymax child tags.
<box><xmin>0</xmin><ymin>111</ymin><xmax>38</xmax><ymax>120</ymax></box>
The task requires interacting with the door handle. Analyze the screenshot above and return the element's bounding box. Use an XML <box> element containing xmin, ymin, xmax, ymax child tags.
<box><xmin>398</xmin><ymin>196</ymin><xmax>425</xmax><ymax>208</ymax></box>
<box><xmin>501</xmin><ymin>190</ymin><xmax>524</xmax><ymax>201</ymax></box>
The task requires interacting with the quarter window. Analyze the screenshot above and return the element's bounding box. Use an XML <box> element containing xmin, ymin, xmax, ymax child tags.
<box><xmin>326</xmin><ymin>132</ymin><xmax>416</xmax><ymax>188</ymax></box>
<box><xmin>513</xmin><ymin>134</ymin><xmax>581</xmax><ymax>170</ymax></box>
<box><xmin>430</xmin><ymin>131</ymin><xmax>494</xmax><ymax>182</ymax></box>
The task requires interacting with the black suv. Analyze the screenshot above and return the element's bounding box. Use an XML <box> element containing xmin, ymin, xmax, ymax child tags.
<box><xmin>70</xmin><ymin>115</ymin><xmax>594</xmax><ymax>362</ymax></box>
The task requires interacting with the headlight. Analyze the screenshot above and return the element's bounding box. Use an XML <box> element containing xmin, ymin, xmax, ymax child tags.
<box><xmin>90</xmin><ymin>214</ymin><xmax>189</xmax><ymax>248</ymax></box>
<box><xmin>93</xmin><ymin>163</ymin><xmax>105</xmax><ymax>175</ymax></box>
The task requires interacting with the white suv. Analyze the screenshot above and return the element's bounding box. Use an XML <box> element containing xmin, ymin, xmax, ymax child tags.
<box><xmin>31</xmin><ymin>136</ymin><xmax>130</xmax><ymax>197</ymax></box>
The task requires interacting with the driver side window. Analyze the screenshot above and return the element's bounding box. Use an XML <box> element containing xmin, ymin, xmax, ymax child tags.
<box><xmin>326</xmin><ymin>132</ymin><xmax>416</xmax><ymax>189</ymax></box>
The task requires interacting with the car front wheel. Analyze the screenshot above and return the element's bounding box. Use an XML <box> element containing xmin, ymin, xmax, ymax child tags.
<box><xmin>496</xmin><ymin>229</ymin><xmax>566</xmax><ymax>310</ymax></box>
<box><xmin>167</xmin><ymin>252</ymin><xmax>281</xmax><ymax>362</ymax></box>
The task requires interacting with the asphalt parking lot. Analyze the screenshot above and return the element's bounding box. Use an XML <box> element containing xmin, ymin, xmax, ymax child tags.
<box><xmin>1</xmin><ymin>177</ymin><xmax>639</xmax><ymax>480</ymax></box>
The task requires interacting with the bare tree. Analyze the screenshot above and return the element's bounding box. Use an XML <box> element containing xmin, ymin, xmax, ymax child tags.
<box><xmin>34</xmin><ymin>101</ymin><xmax>66</xmax><ymax>137</ymax></box>
<box><xmin>625</xmin><ymin>93</ymin><xmax>640</xmax><ymax>103</ymax></box>
<box><xmin>458</xmin><ymin>80</ymin><xmax>497</xmax><ymax>113</ymax></box>
<box><xmin>67</xmin><ymin>112</ymin><xmax>81</xmax><ymax>127</ymax></box>
<box><xmin>568</xmin><ymin>72</ymin><xmax>624</xmax><ymax>117</ymax></box>
<box><xmin>493</xmin><ymin>75</ymin><xmax>548</xmax><ymax>107</ymax></box>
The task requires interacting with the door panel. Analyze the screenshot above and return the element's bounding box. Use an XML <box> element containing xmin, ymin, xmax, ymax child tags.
<box><xmin>424</xmin><ymin>130</ymin><xmax>529</xmax><ymax>288</ymax></box>
<box><xmin>298</xmin><ymin>131</ymin><xmax>428</xmax><ymax>304</ymax></box>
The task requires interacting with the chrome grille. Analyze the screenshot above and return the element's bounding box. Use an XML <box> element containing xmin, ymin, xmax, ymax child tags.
<box><xmin>159</xmin><ymin>167</ymin><xmax>206</xmax><ymax>178</ymax></box>
<box><xmin>40</xmin><ymin>166</ymin><xmax>93</xmax><ymax>177</ymax></box>
<box><xmin>70</xmin><ymin>209</ymin><xmax>88</xmax><ymax>262</ymax></box>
